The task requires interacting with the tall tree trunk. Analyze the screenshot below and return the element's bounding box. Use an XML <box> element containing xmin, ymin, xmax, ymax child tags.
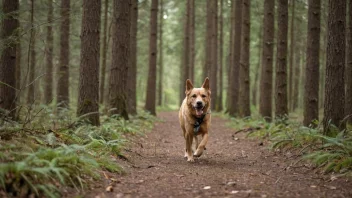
<box><xmin>109</xmin><ymin>0</ymin><xmax>131</xmax><ymax>120</ymax></box>
<box><xmin>293</xmin><ymin>49</ymin><xmax>301</xmax><ymax>111</ymax></box>
<box><xmin>145</xmin><ymin>0</ymin><xmax>158</xmax><ymax>115</ymax></box>
<box><xmin>252</xmin><ymin>26</ymin><xmax>262</xmax><ymax>107</ymax></box>
<box><xmin>27</xmin><ymin>0</ymin><xmax>36</xmax><ymax>105</ymax></box>
<box><xmin>77</xmin><ymin>0</ymin><xmax>101</xmax><ymax>126</ymax></box>
<box><xmin>210</xmin><ymin>0</ymin><xmax>218</xmax><ymax>110</ymax></box>
<box><xmin>204</xmin><ymin>0</ymin><xmax>213</xmax><ymax>80</ymax></box>
<box><xmin>189</xmin><ymin>0</ymin><xmax>195</xmax><ymax>82</ymax></box>
<box><xmin>259</xmin><ymin>0</ymin><xmax>275</xmax><ymax>121</ymax></box>
<box><xmin>157</xmin><ymin>0</ymin><xmax>163</xmax><ymax>106</ymax></box>
<box><xmin>226</xmin><ymin>0</ymin><xmax>235</xmax><ymax>112</ymax></box>
<box><xmin>99</xmin><ymin>0</ymin><xmax>109</xmax><ymax>105</ymax></box>
<box><xmin>323</xmin><ymin>0</ymin><xmax>346</xmax><ymax>134</ymax></box>
<box><xmin>228</xmin><ymin>0</ymin><xmax>242</xmax><ymax>117</ymax></box>
<box><xmin>275</xmin><ymin>0</ymin><xmax>288</xmax><ymax>119</ymax></box>
<box><xmin>239</xmin><ymin>0</ymin><xmax>250</xmax><ymax>117</ymax></box>
<box><xmin>128</xmin><ymin>0</ymin><xmax>138</xmax><ymax>115</ymax></box>
<box><xmin>0</xmin><ymin>0</ymin><xmax>19</xmax><ymax>119</ymax></box>
<box><xmin>288</xmin><ymin>0</ymin><xmax>295</xmax><ymax>111</ymax></box>
<box><xmin>44</xmin><ymin>0</ymin><xmax>54</xmax><ymax>104</ymax></box>
<box><xmin>57</xmin><ymin>0</ymin><xmax>70</xmax><ymax>108</ymax></box>
<box><xmin>218</xmin><ymin>0</ymin><xmax>224</xmax><ymax>111</ymax></box>
<box><xmin>346</xmin><ymin>0</ymin><xmax>352</xmax><ymax>124</ymax></box>
<box><xmin>303</xmin><ymin>0</ymin><xmax>321</xmax><ymax>126</ymax></box>
<box><xmin>181</xmin><ymin>0</ymin><xmax>190</xmax><ymax>104</ymax></box>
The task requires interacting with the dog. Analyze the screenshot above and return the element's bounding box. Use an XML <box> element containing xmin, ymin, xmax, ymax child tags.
<box><xmin>178</xmin><ymin>77</ymin><xmax>211</xmax><ymax>162</ymax></box>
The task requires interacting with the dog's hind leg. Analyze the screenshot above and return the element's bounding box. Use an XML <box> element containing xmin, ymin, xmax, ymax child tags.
<box><xmin>194</xmin><ymin>133</ymin><xmax>208</xmax><ymax>157</ymax></box>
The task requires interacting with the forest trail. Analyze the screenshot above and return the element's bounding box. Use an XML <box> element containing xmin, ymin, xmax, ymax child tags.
<box><xmin>87</xmin><ymin>112</ymin><xmax>352</xmax><ymax>198</ymax></box>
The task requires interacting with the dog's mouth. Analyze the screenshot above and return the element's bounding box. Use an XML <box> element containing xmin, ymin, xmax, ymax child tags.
<box><xmin>193</xmin><ymin>106</ymin><xmax>204</xmax><ymax>117</ymax></box>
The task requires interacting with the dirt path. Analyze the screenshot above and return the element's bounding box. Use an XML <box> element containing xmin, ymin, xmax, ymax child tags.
<box><xmin>88</xmin><ymin>112</ymin><xmax>352</xmax><ymax>198</ymax></box>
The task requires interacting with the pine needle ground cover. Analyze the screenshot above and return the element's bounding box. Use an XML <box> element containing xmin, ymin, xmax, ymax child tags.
<box><xmin>226</xmin><ymin>115</ymin><xmax>352</xmax><ymax>177</ymax></box>
<box><xmin>0</xmin><ymin>106</ymin><xmax>156</xmax><ymax>197</ymax></box>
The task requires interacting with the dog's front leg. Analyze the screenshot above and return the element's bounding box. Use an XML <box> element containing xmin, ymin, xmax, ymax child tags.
<box><xmin>185</xmin><ymin>134</ymin><xmax>194</xmax><ymax>162</ymax></box>
<box><xmin>194</xmin><ymin>133</ymin><xmax>208</xmax><ymax>157</ymax></box>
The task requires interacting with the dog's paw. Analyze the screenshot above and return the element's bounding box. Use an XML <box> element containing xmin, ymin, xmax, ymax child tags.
<box><xmin>187</xmin><ymin>157</ymin><xmax>195</xmax><ymax>162</ymax></box>
<box><xmin>193</xmin><ymin>148</ymin><xmax>204</xmax><ymax>157</ymax></box>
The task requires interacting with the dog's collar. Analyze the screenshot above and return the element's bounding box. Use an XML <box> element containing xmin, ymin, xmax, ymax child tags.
<box><xmin>193</xmin><ymin>110</ymin><xmax>211</xmax><ymax>135</ymax></box>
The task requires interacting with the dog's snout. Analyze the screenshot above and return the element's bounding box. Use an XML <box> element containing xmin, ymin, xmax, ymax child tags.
<box><xmin>196</xmin><ymin>101</ymin><xmax>203</xmax><ymax>106</ymax></box>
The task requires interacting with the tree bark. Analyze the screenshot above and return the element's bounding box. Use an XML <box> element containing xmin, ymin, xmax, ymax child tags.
<box><xmin>275</xmin><ymin>0</ymin><xmax>288</xmax><ymax>119</ymax></box>
<box><xmin>346</xmin><ymin>0</ymin><xmax>352</xmax><ymax>124</ymax></box>
<box><xmin>288</xmin><ymin>0</ymin><xmax>295</xmax><ymax>111</ymax></box>
<box><xmin>259</xmin><ymin>0</ymin><xmax>275</xmax><ymax>121</ymax></box>
<box><xmin>109</xmin><ymin>0</ymin><xmax>131</xmax><ymax>120</ymax></box>
<box><xmin>189</xmin><ymin>0</ymin><xmax>195</xmax><ymax>82</ymax></box>
<box><xmin>210</xmin><ymin>0</ymin><xmax>218</xmax><ymax>110</ymax></box>
<box><xmin>128</xmin><ymin>0</ymin><xmax>138</xmax><ymax>115</ymax></box>
<box><xmin>0</xmin><ymin>0</ymin><xmax>19</xmax><ymax>119</ymax></box>
<box><xmin>44</xmin><ymin>0</ymin><xmax>54</xmax><ymax>104</ymax></box>
<box><xmin>99</xmin><ymin>0</ymin><xmax>109</xmax><ymax>105</ymax></box>
<box><xmin>228</xmin><ymin>0</ymin><xmax>242</xmax><ymax>117</ymax></box>
<box><xmin>239</xmin><ymin>0</ymin><xmax>251</xmax><ymax>117</ymax></box>
<box><xmin>157</xmin><ymin>0</ymin><xmax>163</xmax><ymax>106</ymax></box>
<box><xmin>323</xmin><ymin>0</ymin><xmax>346</xmax><ymax>134</ymax></box>
<box><xmin>145</xmin><ymin>0</ymin><xmax>158</xmax><ymax>115</ymax></box>
<box><xmin>252</xmin><ymin>26</ymin><xmax>262</xmax><ymax>107</ymax></box>
<box><xmin>303</xmin><ymin>0</ymin><xmax>321</xmax><ymax>126</ymax></box>
<box><xmin>218</xmin><ymin>0</ymin><xmax>224</xmax><ymax>111</ymax></box>
<box><xmin>226</xmin><ymin>0</ymin><xmax>235</xmax><ymax>112</ymax></box>
<box><xmin>57</xmin><ymin>0</ymin><xmax>70</xmax><ymax>108</ymax></box>
<box><xmin>27</xmin><ymin>0</ymin><xmax>36</xmax><ymax>105</ymax></box>
<box><xmin>181</xmin><ymin>0</ymin><xmax>191</xmax><ymax>104</ymax></box>
<box><xmin>293</xmin><ymin>49</ymin><xmax>301</xmax><ymax>111</ymax></box>
<box><xmin>203</xmin><ymin>0</ymin><xmax>213</xmax><ymax>80</ymax></box>
<box><xmin>77</xmin><ymin>0</ymin><xmax>101</xmax><ymax>126</ymax></box>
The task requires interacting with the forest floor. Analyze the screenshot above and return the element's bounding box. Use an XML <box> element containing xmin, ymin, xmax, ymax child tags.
<box><xmin>84</xmin><ymin>111</ymin><xmax>352</xmax><ymax>198</ymax></box>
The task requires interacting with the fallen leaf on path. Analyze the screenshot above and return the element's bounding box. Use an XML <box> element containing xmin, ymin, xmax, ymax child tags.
<box><xmin>226</xmin><ymin>181</ymin><xmax>237</xmax><ymax>186</ymax></box>
<box><xmin>324</xmin><ymin>185</ymin><xmax>337</xmax><ymax>190</ymax></box>
<box><xmin>310</xmin><ymin>185</ymin><xmax>317</xmax><ymax>188</ymax></box>
<box><xmin>231</xmin><ymin>190</ymin><xmax>239</xmax><ymax>194</ymax></box>
<box><xmin>203</xmin><ymin>186</ymin><xmax>211</xmax><ymax>190</ymax></box>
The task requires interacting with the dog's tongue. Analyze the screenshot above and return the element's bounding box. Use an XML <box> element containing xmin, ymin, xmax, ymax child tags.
<box><xmin>196</xmin><ymin>109</ymin><xmax>203</xmax><ymax>116</ymax></box>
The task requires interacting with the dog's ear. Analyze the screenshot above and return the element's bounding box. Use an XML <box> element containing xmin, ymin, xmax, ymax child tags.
<box><xmin>185</xmin><ymin>79</ymin><xmax>194</xmax><ymax>94</ymax></box>
<box><xmin>201</xmin><ymin>77</ymin><xmax>210</xmax><ymax>90</ymax></box>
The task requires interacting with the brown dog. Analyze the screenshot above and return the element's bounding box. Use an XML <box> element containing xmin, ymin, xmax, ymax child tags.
<box><xmin>179</xmin><ymin>77</ymin><xmax>211</xmax><ymax>162</ymax></box>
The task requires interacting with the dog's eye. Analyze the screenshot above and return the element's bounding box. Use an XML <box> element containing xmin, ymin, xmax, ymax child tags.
<box><xmin>192</xmin><ymin>94</ymin><xmax>196</xmax><ymax>98</ymax></box>
<box><xmin>201</xmin><ymin>94</ymin><xmax>206</xmax><ymax>98</ymax></box>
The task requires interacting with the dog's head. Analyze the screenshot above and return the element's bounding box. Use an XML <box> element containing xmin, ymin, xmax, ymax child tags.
<box><xmin>185</xmin><ymin>77</ymin><xmax>211</xmax><ymax>118</ymax></box>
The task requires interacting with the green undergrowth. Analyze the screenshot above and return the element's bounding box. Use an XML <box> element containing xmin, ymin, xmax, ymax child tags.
<box><xmin>0</xmin><ymin>105</ymin><xmax>157</xmax><ymax>197</ymax></box>
<box><xmin>226</xmin><ymin>115</ymin><xmax>352</xmax><ymax>177</ymax></box>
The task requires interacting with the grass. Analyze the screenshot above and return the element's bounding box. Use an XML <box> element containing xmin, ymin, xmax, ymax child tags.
<box><xmin>226</xmin><ymin>113</ymin><xmax>352</xmax><ymax>176</ymax></box>
<box><xmin>0</xmin><ymin>105</ymin><xmax>157</xmax><ymax>197</ymax></box>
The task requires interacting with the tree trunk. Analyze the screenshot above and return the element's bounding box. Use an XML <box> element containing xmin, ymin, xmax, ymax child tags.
<box><xmin>259</xmin><ymin>0</ymin><xmax>275</xmax><ymax>121</ymax></box>
<box><xmin>157</xmin><ymin>0</ymin><xmax>163</xmax><ymax>106</ymax></box>
<box><xmin>226</xmin><ymin>0</ymin><xmax>235</xmax><ymax>112</ymax></box>
<box><xmin>77</xmin><ymin>0</ymin><xmax>101</xmax><ymax>126</ymax></box>
<box><xmin>44</xmin><ymin>0</ymin><xmax>54</xmax><ymax>104</ymax></box>
<box><xmin>288</xmin><ymin>0</ymin><xmax>295</xmax><ymax>111</ymax></box>
<box><xmin>346</xmin><ymin>0</ymin><xmax>352</xmax><ymax>124</ymax></box>
<box><xmin>57</xmin><ymin>0</ymin><xmax>70</xmax><ymax>108</ymax></box>
<box><xmin>128</xmin><ymin>0</ymin><xmax>138</xmax><ymax>115</ymax></box>
<box><xmin>210</xmin><ymin>0</ymin><xmax>218</xmax><ymax>110</ymax></box>
<box><xmin>275</xmin><ymin>0</ymin><xmax>288</xmax><ymax>119</ymax></box>
<box><xmin>323</xmin><ymin>0</ymin><xmax>346</xmax><ymax>134</ymax></box>
<box><xmin>293</xmin><ymin>49</ymin><xmax>301</xmax><ymax>111</ymax></box>
<box><xmin>239</xmin><ymin>0</ymin><xmax>250</xmax><ymax>117</ymax></box>
<box><xmin>218</xmin><ymin>0</ymin><xmax>224</xmax><ymax>111</ymax></box>
<box><xmin>99</xmin><ymin>0</ymin><xmax>109</xmax><ymax>105</ymax></box>
<box><xmin>228</xmin><ymin>0</ymin><xmax>242</xmax><ymax>117</ymax></box>
<box><xmin>181</xmin><ymin>0</ymin><xmax>190</xmax><ymax>104</ymax></box>
<box><xmin>109</xmin><ymin>0</ymin><xmax>131</xmax><ymax>120</ymax></box>
<box><xmin>252</xmin><ymin>26</ymin><xmax>262</xmax><ymax>107</ymax></box>
<box><xmin>303</xmin><ymin>0</ymin><xmax>321</xmax><ymax>126</ymax></box>
<box><xmin>189</xmin><ymin>0</ymin><xmax>195</xmax><ymax>82</ymax></box>
<box><xmin>27</xmin><ymin>0</ymin><xmax>36</xmax><ymax>105</ymax></box>
<box><xmin>145</xmin><ymin>0</ymin><xmax>158</xmax><ymax>115</ymax></box>
<box><xmin>0</xmin><ymin>0</ymin><xmax>19</xmax><ymax>119</ymax></box>
<box><xmin>203</xmin><ymin>0</ymin><xmax>213</xmax><ymax>80</ymax></box>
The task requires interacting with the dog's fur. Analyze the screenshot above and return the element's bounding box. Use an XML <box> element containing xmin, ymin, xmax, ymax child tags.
<box><xmin>179</xmin><ymin>77</ymin><xmax>211</xmax><ymax>162</ymax></box>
